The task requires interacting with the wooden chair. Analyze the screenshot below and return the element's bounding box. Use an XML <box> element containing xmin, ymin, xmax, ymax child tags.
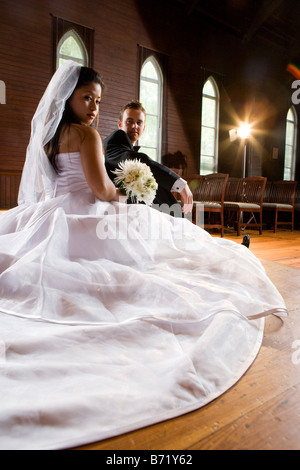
<box><xmin>224</xmin><ymin>177</ymin><xmax>240</xmax><ymax>202</ymax></box>
<box><xmin>263</xmin><ymin>181</ymin><xmax>298</xmax><ymax>232</ymax></box>
<box><xmin>187</xmin><ymin>173</ymin><xmax>229</xmax><ymax>237</ymax></box>
<box><xmin>224</xmin><ymin>177</ymin><xmax>267</xmax><ymax>236</ymax></box>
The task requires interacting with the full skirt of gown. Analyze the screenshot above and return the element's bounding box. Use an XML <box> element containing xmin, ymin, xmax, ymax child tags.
<box><xmin>0</xmin><ymin>153</ymin><xmax>287</xmax><ymax>449</ymax></box>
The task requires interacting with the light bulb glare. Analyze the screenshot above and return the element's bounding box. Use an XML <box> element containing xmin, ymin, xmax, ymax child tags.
<box><xmin>237</xmin><ymin>123</ymin><xmax>251</xmax><ymax>139</ymax></box>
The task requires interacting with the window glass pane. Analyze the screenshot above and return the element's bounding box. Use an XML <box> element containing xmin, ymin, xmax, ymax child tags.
<box><xmin>58</xmin><ymin>57</ymin><xmax>84</xmax><ymax>67</ymax></box>
<box><xmin>140</xmin><ymin>80</ymin><xmax>158</xmax><ymax>115</ymax></box>
<box><xmin>57</xmin><ymin>31</ymin><xmax>87</xmax><ymax>69</ymax></box>
<box><xmin>141</xmin><ymin>61</ymin><xmax>158</xmax><ymax>80</ymax></box>
<box><xmin>201</xmin><ymin>127</ymin><xmax>215</xmax><ymax>156</ymax></box>
<box><xmin>60</xmin><ymin>35</ymin><xmax>83</xmax><ymax>60</ymax></box>
<box><xmin>139</xmin><ymin>115</ymin><xmax>158</xmax><ymax>147</ymax></box>
<box><xmin>286</xmin><ymin>121</ymin><xmax>294</xmax><ymax>146</ymax></box>
<box><xmin>201</xmin><ymin>96</ymin><xmax>216</xmax><ymax>127</ymax></box>
<box><xmin>285</xmin><ymin>146</ymin><xmax>292</xmax><ymax>168</ymax></box>
<box><xmin>201</xmin><ymin>156</ymin><xmax>215</xmax><ymax>175</ymax></box>
<box><xmin>284</xmin><ymin>167</ymin><xmax>291</xmax><ymax>180</ymax></box>
<box><xmin>139</xmin><ymin>147</ymin><xmax>157</xmax><ymax>161</ymax></box>
<box><xmin>58</xmin><ymin>56</ymin><xmax>84</xmax><ymax>67</ymax></box>
<box><xmin>287</xmin><ymin>108</ymin><xmax>294</xmax><ymax>122</ymax></box>
<box><xmin>203</xmin><ymin>80</ymin><xmax>216</xmax><ymax>97</ymax></box>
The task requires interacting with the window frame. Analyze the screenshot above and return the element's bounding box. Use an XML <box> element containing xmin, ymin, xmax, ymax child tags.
<box><xmin>284</xmin><ymin>106</ymin><xmax>297</xmax><ymax>181</ymax></box>
<box><xmin>139</xmin><ymin>56</ymin><xmax>163</xmax><ymax>162</ymax></box>
<box><xmin>56</xmin><ymin>29</ymin><xmax>88</xmax><ymax>69</ymax></box>
<box><xmin>137</xmin><ymin>46</ymin><xmax>168</xmax><ymax>159</ymax></box>
<box><xmin>200</xmin><ymin>76</ymin><xmax>220</xmax><ymax>175</ymax></box>
<box><xmin>52</xmin><ymin>15</ymin><xmax>94</xmax><ymax>73</ymax></box>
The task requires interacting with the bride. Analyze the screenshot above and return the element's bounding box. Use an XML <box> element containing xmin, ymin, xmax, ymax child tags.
<box><xmin>0</xmin><ymin>61</ymin><xmax>287</xmax><ymax>450</ymax></box>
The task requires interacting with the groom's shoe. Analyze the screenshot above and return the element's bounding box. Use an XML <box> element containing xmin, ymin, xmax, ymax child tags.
<box><xmin>241</xmin><ymin>234</ymin><xmax>250</xmax><ymax>248</ymax></box>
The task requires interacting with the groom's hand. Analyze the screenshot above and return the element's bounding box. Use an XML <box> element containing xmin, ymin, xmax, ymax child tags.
<box><xmin>179</xmin><ymin>184</ymin><xmax>193</xmax><ymax>214</ymax></box>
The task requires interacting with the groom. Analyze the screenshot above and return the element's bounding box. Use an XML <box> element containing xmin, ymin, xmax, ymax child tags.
<box><xmin>103</xmin><ymin>100</ymin><xmax>193</xmax><ymax>215</ymax></box>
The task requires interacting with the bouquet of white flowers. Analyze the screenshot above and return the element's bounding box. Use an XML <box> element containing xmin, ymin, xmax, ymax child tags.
<box><xmin>112</xmin><ymin>159</ymin><xmax>158</xmax><ymax>206</ymax></box>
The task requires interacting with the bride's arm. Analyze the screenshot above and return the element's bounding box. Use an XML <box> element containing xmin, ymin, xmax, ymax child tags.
<box><xmin>79</xmin><ymin>126</ymin><xmax>119</xmax><ymax>202</ymax></box>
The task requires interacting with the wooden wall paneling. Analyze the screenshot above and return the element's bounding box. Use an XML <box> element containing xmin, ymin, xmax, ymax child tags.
<box><xmin>0</xmin><ymin>171</ymin><xmax>22</xmax><ymax>208</ymax></box>
<box><xmin>0</xmin><ymin>175</ymin><xmax>5</xmax><ymax>208</ymax></box>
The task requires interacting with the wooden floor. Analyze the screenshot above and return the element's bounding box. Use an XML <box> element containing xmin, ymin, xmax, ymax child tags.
<box><xmin>77</xmin><ymin>229</ymin><xmax>300</xmax><ymax>451</ymax></box>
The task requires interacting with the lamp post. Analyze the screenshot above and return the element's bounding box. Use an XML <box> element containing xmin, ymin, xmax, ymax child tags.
<box><xmin>229</xmin><ymin>123</ymin><xmax>251</xmax><ymax>178</ymax></box>
<box><xmin>229</xmin><ymin>122</ymin><xmax>255</xmax><ymax>229</ymax></box>
<box><xmin>237</xmin><ymin>123</ymin><xmax>251</xmax><ymax>178</ymax></box>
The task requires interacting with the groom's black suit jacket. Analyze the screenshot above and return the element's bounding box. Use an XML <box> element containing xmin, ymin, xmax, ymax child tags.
<box><xmin>104</xmin><ymin>129</ymin><xmax>180</xmax><ymax>208</ymax></box>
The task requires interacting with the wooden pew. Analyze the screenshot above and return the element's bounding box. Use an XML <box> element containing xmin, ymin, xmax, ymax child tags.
<box><xmin>224</xmin><ymin>177</ymin><xmax>267</xmax><ymax>236</ymax></box>
<box><xmin>187</xmin><ymin>173</ymin><xmax>229</xmax><ymax>237</ymax></box>
<box><xmin>263</xmin><ymin>180</ymin><xmax>298</xmax><ymax>232</ymax></box>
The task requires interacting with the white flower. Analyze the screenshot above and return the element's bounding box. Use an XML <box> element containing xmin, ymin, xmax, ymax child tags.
<box><xmin>112</xmin><ymin>159</ymin><xmax>158</xmax><ymax>206</ymax></box>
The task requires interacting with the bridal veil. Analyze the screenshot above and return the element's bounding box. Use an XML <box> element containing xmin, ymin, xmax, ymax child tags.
<box><xmin>18</xmin><ymin>60</ymin><xmax>81</xmax><ymax>205</ymax></box>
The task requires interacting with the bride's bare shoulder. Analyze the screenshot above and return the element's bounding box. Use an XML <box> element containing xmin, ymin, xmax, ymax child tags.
<box><xmin>59</xmin><ymin>124</ymin><xmax>100</xmax><ymax>153</ymax></box>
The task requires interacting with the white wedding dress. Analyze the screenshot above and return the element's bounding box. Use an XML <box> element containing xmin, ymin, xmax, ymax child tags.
<box><xmin>0</xmin><ymin>151</ymin><xmax>287</xmax><ymax>449</ymax></box>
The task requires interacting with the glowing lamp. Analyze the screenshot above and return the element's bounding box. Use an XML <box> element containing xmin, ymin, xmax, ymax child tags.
<box><xmin>237</xmin><ymin>123</ymin><xmax>251</xmax><ymax>139</ymax></box>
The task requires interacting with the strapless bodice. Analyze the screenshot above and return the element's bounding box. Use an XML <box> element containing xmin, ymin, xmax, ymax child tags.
<box><xmin>55</xmin><ymin>152</ymin><xmax>90</xmax><ymax>195</ymax></box>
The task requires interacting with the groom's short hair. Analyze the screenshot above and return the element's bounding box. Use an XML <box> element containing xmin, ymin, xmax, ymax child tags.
<box><xmin>119</xmin><ymin>100</ymin><xmax>146</xmax><ymax>121</ymax></box>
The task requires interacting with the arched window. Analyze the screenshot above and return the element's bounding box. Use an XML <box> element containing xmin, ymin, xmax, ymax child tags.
<box><xmin>200</xmin><ymin>77</ymin><xmax>219</xmax><ymax>175</ymax></box>
<box><xmin>284</xmin><ymin>106</ymin><xmax>297</xmax><ymax>180</ymax></box>
<box><xmin>139</xmin><ymin>57</ymin><xmax>163</xmax><ymax>162</ymax></box>
<box><xmin>56</xmin><ymin>29</ymin><xmax>88</xmax><ymax>69</ymax></box>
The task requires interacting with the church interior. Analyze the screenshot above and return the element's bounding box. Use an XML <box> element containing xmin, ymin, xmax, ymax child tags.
<box><xmin>0</xmin><ymin>0</ymin><xmax>300</xmax><ymax>450</ymax></box>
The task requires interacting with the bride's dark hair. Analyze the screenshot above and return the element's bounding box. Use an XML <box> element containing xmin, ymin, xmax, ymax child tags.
<box><xmin>45</xmin><ymin>66</ymin><xmax>104</xmax><ymax>173</ymax></box>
